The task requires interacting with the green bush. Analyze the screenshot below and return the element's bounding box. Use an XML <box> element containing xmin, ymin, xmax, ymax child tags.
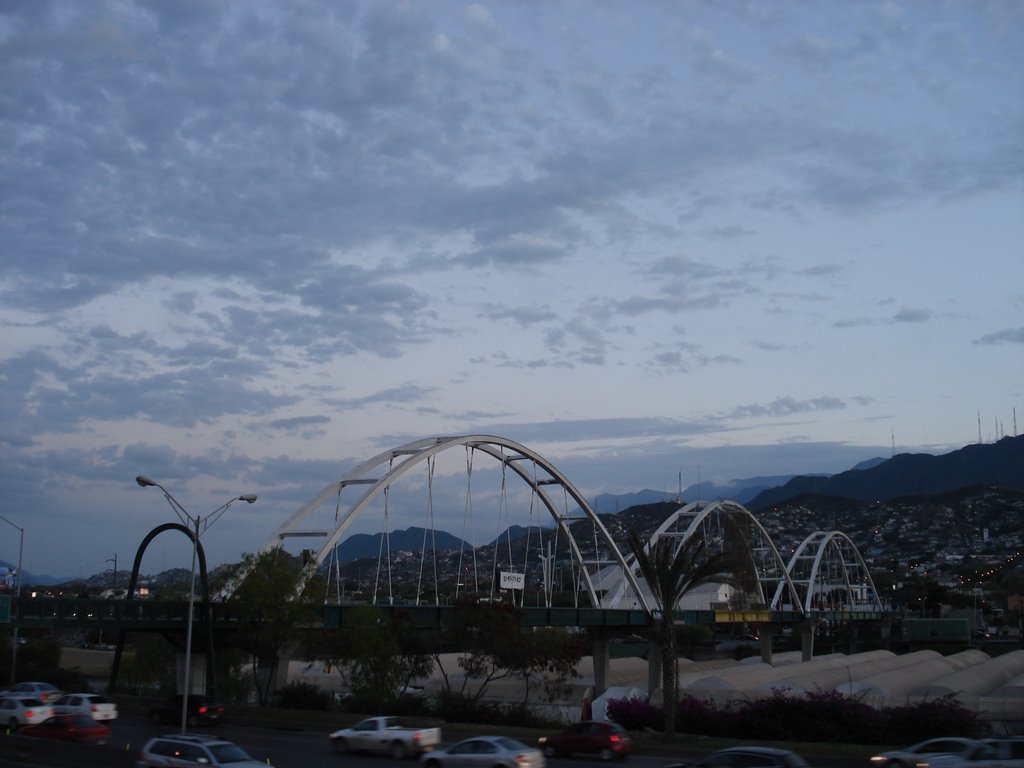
<box><xmin>338</xmin><ymin>688</ymin><xmax>431</xmax><ymax>717</ymax></box>
<box><xmin>275</xmin><ymin>680</ymin><xmax>335</xmax><ymax>711</ymax></box>
<box><xmin>430</xmin><ymin>692</ymin><xmax>550</xmax><ymax>728</ymax></box>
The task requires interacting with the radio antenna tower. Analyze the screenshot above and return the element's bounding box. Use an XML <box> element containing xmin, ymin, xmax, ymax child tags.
<box><xmin>978</xmin><ymin>411</ymin><xmax>982</xmax><ymax>444</ymax></box>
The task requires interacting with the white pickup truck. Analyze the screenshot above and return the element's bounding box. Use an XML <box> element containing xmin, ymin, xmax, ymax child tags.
<box><xmin>329</xmin><ymin>716</ymin><xmax>442</xmax><ymax>759</ymax></box>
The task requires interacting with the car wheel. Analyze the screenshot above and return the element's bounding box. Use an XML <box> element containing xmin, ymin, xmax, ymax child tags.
<box><xmin>7</xmin><ymin>717</ymin><xmax>18</xmax><ymax>731</ymax></box>
<box><xmin>187</xmin><ymin>714</ymin><xmax>198</xmax><ymax>727</ymax></box>
<box><xmin>599</xmin><ymin>748</ymin><xmax>615</xmax><ymax>762</ymax></box>
<box><xmin>332</xmin><ymin>738</ymin><xmax>350</xmax><ymax>754</ymax></box>
<box><xmin>391</xmin><ymin>741</ymin><xmax>407</xmax><ymax>760</ymax></box>
<box><xmin>543</xmin><ymin>745</ymin><xmax>558</xmax><ymax>758</ymax></box>
<box><xmin>424</xmin><ymin>759</ymin><xmax>442</xmax><ymax>768</ymax></box>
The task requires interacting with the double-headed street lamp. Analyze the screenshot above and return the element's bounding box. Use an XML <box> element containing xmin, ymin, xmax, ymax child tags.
<box><xmin>0</xmin><ymin>514</ymin><xmax>24</xmax><ymax>685</ymax></box>
<box><xmin>135</xmin><ymin>475</ymin><xmax>256</xmax><ymax>734</ymax></box>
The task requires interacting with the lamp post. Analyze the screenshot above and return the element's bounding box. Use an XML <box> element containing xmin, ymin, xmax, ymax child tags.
<box><xmin>135</xmin><ymin>475</ymin><xmax>256</xmax><ymax>734</ymax></box>
<box><xmin>0</xmin><ymin>514</ymin><xmax>24</xmax><ymax>685</ymax></box>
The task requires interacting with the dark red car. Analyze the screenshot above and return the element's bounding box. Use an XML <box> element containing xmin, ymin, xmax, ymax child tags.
<box><xmin>19</xmin><ymin>714</ymin><xmax>112</xmax><ymax>744</ymax></box>
<box><xmin>148</xmin><ymin>695</ymin><xmax>225</xmax><ymax>727</ymax></box>
<box><xmin>538</xmin><ymin>720</ymin><xmax>632</xmax><ymax>760</ymax></box>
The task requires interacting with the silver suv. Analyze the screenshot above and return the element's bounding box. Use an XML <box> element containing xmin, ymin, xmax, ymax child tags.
<box><xmin>136</xmin><ymin>734</ymin><xmax>274</xmax><ymax>767</ymax></box>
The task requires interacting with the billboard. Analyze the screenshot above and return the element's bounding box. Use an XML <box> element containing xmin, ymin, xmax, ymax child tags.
<box><xmin>499</xmin><ymin>571</ymin><xmax>525</xmax><ymax>590</ymax></box>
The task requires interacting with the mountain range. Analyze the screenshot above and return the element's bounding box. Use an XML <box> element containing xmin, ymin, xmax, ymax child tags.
<box><xmin>747</xmin><ymin>434</ymin><xmax>1023</xmax><ymax>508</ymax></box>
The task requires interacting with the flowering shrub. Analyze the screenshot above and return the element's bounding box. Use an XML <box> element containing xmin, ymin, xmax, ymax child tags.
<box><xmin>676</xmin><ymin>694</ymin><xmax>731</xmax><ymax>737</ymax></box>
<box><xmin>605</xmin><ymin>696</ymin><xmax>661</xmax><ymax>731</ymax></box>
<box><xmin>731</xmin><ymin>689</ymin><xmax>881</xmax><ymax>743</ymax></box>
<box><xmin>606</xmin><ymin>690</ymin><xmax>981</xmax><ymax>744</ymax></box>
<box><xmin>879</xmin><ymin>694</ymin><xmax>983</xmax><ymax>743</ymax></box>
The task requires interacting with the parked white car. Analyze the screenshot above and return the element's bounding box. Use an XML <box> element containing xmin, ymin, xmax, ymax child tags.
<box><xmin>871</xmin><ymin>738</ymin><xmax>981</xmax><ymax>768</ymax></box>
<box><xmin>330</xmin><ymin>716</ymin><xmax>442</xmax><ymax>759</ymax></box>
<box><xmin>0</xmin><ymin>681</ymin><xmax>63</xmax><ymax>702</ymax></box>
<box><xmin>421</xmin><ymin>736</ymin><xmax>545</xmax><ymax>768</ymax></box>
<box><xmin>920</xmin><ymin>739</ymin><xmax>1024</xmax><ymax>768</ymax></box>
<box><xmin>0</xmin><ymin>696</ymin><xmax>56</xmax><ymax>729</ymax></box>
<box><xmin>52</xmin><ymin>692</ymin><xmax>118</xmax><ymax>721</ymax></box>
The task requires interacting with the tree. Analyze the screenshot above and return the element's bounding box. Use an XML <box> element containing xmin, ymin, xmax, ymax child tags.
<box><xmin>318</xmin><ymin>605</ymin><xmax>434</xmax><ymax>711</ymax></box>
<box><xmin>225</xmin><ymin>548</ymin><xmax>324</xmax><ymax>706</ymax></box>
<box><xmin>511</xmin><ymin>627</ymin><xmax>581</xmax><ymax>707</ymax></box>
<box><xmin>435</xmin><ymin>597</ymin><xmax>523</xmax><ymax>703</ymax></box>
<box><xmin>427</xmin><ymin>598</ymin><xmax>582</xmax><ymax>718</ymax></box>
<box><xmin>627</xmin><ymin>515</ymin><xmax>752</xmax><ymax>740</ymax></box>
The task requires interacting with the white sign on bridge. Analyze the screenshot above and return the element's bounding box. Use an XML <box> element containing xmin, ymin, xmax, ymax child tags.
<box><xmin>500</xmin><ymin>571</ymin><xmax>525</xmax><ymax>590</ymax></box>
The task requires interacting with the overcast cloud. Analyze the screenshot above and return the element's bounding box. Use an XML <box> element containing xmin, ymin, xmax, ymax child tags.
<box><xmin>1</xmin><ymin>1</ymin><xmax>1021</xmax><ymax>578</ymax></box>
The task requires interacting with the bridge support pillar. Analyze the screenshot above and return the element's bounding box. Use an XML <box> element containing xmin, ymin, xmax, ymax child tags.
<box><xmin>759</xmin><ymin>634</ymin><xmax>773</xmax><ymax>664</ymax></box>
<box><xmin>800</xmin><ymin>622</ymin><xmax>815</xmax><ymax>661</ymax></box>
<box><xmin>589</xmin><ymin>630</ymin><xmax>611</xmax><ymax>696</ymax></box>
<box><xmin>646</xmin><ymin>641</ymin><xmax>661</xmax><ymax>698</ymax></box>
<box><xmin>177</xmin><ymin>653</ymin><xmax>207</xmax><ymax>696</ymax></box>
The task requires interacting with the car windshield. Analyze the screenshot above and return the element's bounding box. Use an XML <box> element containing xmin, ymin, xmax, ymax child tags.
<box><xmin>497</xmin><ymin>738</ymin><xmax>527</xmax><ymax>751</ymax></box>
<box><xmin>210</xmin><ymin>743</ymin><xmax>254</xmax><ymax>763</ymax></box>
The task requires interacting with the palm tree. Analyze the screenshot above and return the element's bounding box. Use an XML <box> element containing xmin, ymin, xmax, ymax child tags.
<box><xmin>627</xmin><ymin>514</ymin><xmax>754</xmax><ymax>739</ymax></box>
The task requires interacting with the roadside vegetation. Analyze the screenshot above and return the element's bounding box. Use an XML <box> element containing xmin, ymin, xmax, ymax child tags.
<box><xmin>607</xmin><ymin>689</ymin><xmax>983</xmax><ymax>744</ymax></box>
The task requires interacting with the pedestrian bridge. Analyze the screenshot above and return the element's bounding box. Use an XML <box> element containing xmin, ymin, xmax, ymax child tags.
<box><xmin>246</xmin><ymin>434</ymin><xmax>884</xmax><ymax>618</ymax></box>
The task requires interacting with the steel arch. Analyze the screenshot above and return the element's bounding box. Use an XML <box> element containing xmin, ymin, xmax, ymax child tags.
<box><xmin>259</xmin><ymin>435</ymin><xmax>651</xmax><ymax>611</ymax></box>
<box><xmin>600</xmin><ymin>500</ymin><xmax>804</xmax><ymax>615</ymax></box>
<box><xmin>775</xmin><ymin>530</ymin><xmax>883</xmax><ymax>614</ymax></box>
<box><xmin>109</xmin><ymin>522</ymin><xmax>215</xmax><ymax>695</ymax></box>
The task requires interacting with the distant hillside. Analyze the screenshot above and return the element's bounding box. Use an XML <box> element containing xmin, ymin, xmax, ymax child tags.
<box><xmin>683</xmin><ymin>474</ymin><xmax>818</xmax><ymax>504</ymax></box>
<box><xmin>749</xmin><ymin>435</ymin><xmax>1024</xmax><ymax>509</ymax></box>
<box><xmin>591</xmin><ymin>473</ymin><xmax>806</xmax><ymax>510</ymax></box>
<box><xmin>592</xmin><ymin>489</ymin><xmax>679</xmax><ymax>513</ymax></box>
<box><xmin>334</xmin><ymin>526</ymin><xmax>470</xmax><ymax>562</ymax></box>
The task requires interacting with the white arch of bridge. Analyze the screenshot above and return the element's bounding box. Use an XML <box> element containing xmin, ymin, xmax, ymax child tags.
<box><xmin>253</xmin><ymin>435</ymin><xmax>880</xmax><ymax>620</ymax></box>
<box><xmin>260</xmin><ymin>434</ymin><xmax>652</xmax><ymax>611</ymax></box>
<box><xmin>598</xmin><ymin>499</ymin><xmax>806</xmax><ymax>615</ymax></box>
<box><xmin>775</xmin><ymin>530</ymin><xmax>884</xmax><ymax>614</ymax></box>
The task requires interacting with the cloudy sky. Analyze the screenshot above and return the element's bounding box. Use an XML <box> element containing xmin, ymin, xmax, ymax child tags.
<box><xmin>2</xmin><ymin>1</ymin><xmax>1021</xmax><ymax>580</ymax></box>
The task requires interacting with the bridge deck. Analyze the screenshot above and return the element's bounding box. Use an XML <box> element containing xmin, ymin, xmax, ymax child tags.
<box><xmin>6</xmin><ymin>596</ymin><xmax>882</xmax><ymax>631</ymax></box>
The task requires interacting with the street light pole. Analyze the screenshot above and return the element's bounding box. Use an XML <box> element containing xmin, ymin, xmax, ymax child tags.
<box><xmin>0</xmin><ymin>514</ymin><xmax>24</xmax><ymax>685</ymax></box>
<box><xmin>135</xmin><ymin>476</ymin><xmax>256</xmax><ymax>734</ymax></box>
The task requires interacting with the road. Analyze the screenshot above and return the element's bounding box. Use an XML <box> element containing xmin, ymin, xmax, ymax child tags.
<box><xmin>0</xmin><ymin>707</ymin><xmax>874</xmax><ymax>768</ymax></box>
